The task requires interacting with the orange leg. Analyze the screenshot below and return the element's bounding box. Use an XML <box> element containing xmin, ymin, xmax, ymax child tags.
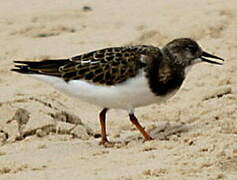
<box><xmin>99</xmin><ymin>108</ymin><xmax>109</xmax><ymax>144</ymax></box>
<box><xmin>129</xmin><ymin>113</ymin><xmax>153</xmax><ymax>141</ymax></box>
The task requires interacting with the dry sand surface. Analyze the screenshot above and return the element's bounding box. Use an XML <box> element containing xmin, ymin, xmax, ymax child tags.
<box><xmin>0</xmin><ymin>0</ymin><xmax>237</xmax><ymax>179</ymax></box>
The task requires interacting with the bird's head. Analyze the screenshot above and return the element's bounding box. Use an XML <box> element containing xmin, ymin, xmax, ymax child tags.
<box><xmin>162</xmin><ymin>38</ymin><xmax>224</xmax><ymax>71</ymax></box>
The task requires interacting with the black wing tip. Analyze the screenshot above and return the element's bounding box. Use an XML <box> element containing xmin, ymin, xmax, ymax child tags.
<box><xmin>14</xmin><ymin>60</ymin><xmax>26</xmax><ymax>63</ymax></box>
<box><xmin>13</xmin><ymin>60</ymin><xmax>39</xmax><ymax>66</ymax></box>
<box><xmin>11</xmin><ymin>68</ymin><xmax>34</xmax><ymax>74</ymax></box>
<box><xmin>14</xmin><ymin>60</ymin><xmax>29</xmax><ymax>63</ymax></box>
<box><xmin>12</xmin><ymin>61</ymin><xmax>36</xmax><ymax>74</ymax></box>
<box><xmin>12</xmin><ymin>59</ymin><xmax>69</xmax><ymax>75</ymax></box>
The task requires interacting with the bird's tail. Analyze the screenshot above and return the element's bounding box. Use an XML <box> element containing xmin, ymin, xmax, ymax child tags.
<box><xmin>12</xmin><ymin>59</ymin><xmax>70</xmax><ymax>77</ymax></box>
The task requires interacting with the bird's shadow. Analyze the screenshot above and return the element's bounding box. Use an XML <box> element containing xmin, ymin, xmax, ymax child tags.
<box><xmin>123</xmin><ymin>121</ymin><xmax>194</xmax><ymax>144</ymax></box>
<box><xmin>149</xmin><ymin>121</ymin><xmax>189</xmax><ymax>140</ymax></box>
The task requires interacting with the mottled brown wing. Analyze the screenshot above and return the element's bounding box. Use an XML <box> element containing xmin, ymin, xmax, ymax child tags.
<box><xmin>59</xmin><ymin>46</ymin><xmax>160</xmax><ymax>85</ymax></box>
<box><xmin>13</xmin><ymin>45</ymin><xmax>162</xmax><ymax>86</ymax></box>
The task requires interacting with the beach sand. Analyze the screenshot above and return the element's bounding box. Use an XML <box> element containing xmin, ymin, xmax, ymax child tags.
<box><xmin>0</xmin><ymin>0</ymin><xmax>237</xmax><ymax>179</ymax></box>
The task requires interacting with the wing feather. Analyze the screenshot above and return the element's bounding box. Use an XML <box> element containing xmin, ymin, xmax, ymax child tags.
<box><xmin>13</xmin><ymin>45</ymin><xmax>162</xmax><ymax>85</ymax></box>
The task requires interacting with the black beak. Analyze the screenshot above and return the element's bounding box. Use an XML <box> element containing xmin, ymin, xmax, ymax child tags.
<box><xmin>201</xmin><ymin>51</ymin><xmax>224</xmax><ymax>65</ymax></box>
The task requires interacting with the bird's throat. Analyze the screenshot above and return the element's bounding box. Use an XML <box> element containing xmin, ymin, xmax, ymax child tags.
<box><xmin>184</xmin><ymin>65</ymin><xmax>193</xmax><ymax>77</ymax></box>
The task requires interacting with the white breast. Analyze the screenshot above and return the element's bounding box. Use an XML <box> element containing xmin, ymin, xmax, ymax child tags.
<box><xmin>31</xmin><ymin>71</ymin><xmax>175</xmax><ymax>111</ymax></box>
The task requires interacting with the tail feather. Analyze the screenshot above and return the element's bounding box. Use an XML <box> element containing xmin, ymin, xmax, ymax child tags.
<box><xmin>12</xmin><ymin>59</ymin><xmax>70</xmax><ymax>77</ymax></box>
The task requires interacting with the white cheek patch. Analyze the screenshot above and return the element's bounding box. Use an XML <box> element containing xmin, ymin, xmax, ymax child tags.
<box><xmin>193</xmin><ymin>58</ymin><xmax>202</xmax><ymax>64</ymax></box>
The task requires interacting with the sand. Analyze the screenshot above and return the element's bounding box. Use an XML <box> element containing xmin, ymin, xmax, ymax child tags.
<box><xmin>0</xmin><ymin>0</ymin><xmax>237</xmax><ymax>179</ymax></box>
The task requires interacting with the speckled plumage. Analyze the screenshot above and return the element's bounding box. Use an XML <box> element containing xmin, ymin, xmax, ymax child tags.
<box><xmin>12</xmin><ymin>38</ymin><xmax>224</xmax><ymax>144</ymax></box>
<box><xmin>14</xmin><ymin>45</ymin><xmax>162</xmax><ymax>86</ymax></box>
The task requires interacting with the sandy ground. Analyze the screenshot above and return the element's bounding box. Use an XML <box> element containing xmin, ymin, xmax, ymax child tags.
<box><xmin>0</xmin><ymin>0</ymin><xmax>237</xmax><ymax>179</ymax></box>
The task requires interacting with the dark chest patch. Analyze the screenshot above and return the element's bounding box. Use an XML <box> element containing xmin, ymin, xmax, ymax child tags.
<box><xmin>158</xmin><ymin>64</ymin><xmax>173</xmax><ymax>83</ymax></box>
<box><xmin>146</xmin><ymin>60</ymin><xmax>185</xmax><ymax>96</ymax></box>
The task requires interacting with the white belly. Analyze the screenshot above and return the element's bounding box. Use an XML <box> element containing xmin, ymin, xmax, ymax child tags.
<box><xmin>31</xmin><ymin>71</ymin><xmax>174</xmax><ymax>111</ymax></box>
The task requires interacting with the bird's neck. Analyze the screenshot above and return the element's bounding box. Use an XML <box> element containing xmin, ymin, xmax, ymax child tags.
<box><xmin>146</xmin><ymin>48</ymin><xmax>185</xmax><ymax>96</ymax></box>
<box><xmin>161</xmin><ymin>47</ymin><xmax>187</xmax><ymax>76</ymax></box>
<box><xmin>161</xmin><ymin>47</ymin><xmax>180</xmax><ymax>67</ymax></box>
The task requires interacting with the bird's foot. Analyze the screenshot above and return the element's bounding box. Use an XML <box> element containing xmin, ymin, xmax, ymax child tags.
<box><xmin>99</xmin><ymin>139</ymin><xmax>116</xmax><ymax>148</ymax></box>
<box><xmin>144</xmin><ymin>135</ymin><xmax>154</xmax><ymax>141</ymax></box>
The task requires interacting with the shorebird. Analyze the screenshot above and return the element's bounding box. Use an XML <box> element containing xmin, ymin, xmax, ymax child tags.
<box><xmin>12</xmin><ymin>38</ymin><xmax>224</xmax><ymax>144</ymax></box>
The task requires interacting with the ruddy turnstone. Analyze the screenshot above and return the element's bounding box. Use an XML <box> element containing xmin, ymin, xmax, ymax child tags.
<box><xmin>12</xmin><ymin>38</ymin><xmax>224</xmax><ymax>144</ymax></box>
